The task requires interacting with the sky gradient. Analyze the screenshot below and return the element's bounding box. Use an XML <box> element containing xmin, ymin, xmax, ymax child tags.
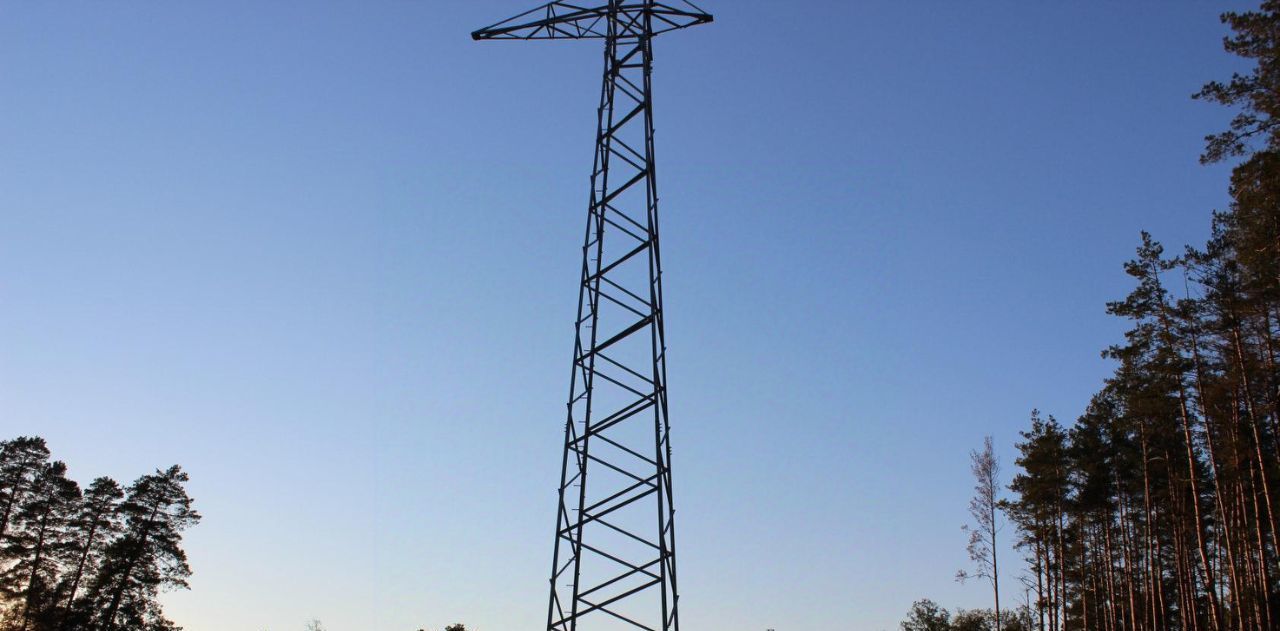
<box><xmin>0</xmin><ymin>1</ymin><xmax>1259</xmax><ymax>629</ymax></box>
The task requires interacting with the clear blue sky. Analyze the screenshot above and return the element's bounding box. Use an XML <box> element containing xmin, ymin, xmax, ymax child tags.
<box><xmin>0</xmin><ymin>1</ymin><xmax>1255</xmax><ymax>629</ymax></box>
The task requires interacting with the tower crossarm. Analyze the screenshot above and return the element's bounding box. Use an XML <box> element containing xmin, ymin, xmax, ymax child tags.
<box><xmin>471</xmin><ymin>1</ymin><xmax>712</xmax><ymax>41</ymax></box>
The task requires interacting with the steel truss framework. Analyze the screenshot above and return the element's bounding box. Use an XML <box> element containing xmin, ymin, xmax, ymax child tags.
<box><xmin>472</xmin><ymin>3</ymin><xmax>712</xmax><ymax>631</ymax></box>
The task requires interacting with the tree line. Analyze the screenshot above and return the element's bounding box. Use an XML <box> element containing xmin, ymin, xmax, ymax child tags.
<box><xmin>999</xmin><ymin>4</ymin><xmax>1280</xmax><ymax>630</ymax></box>
<box><xmin>0</xmin><ymin>436</ymin><xmax>200</xmax><ymax>631</ymax></box>
<box><xmin>908</xmin><ymin>3</ymin><xmax>1280</xmax><ymax>631</ymax></box>
<box><xmin>900</xmin><ymin>599</ymin><xmax>1033</xmax><ymax>631</ymax></box>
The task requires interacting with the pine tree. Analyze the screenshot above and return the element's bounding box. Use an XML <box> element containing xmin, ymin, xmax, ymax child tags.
<box><xmin>0</xmin><ymin>438</ymin><xmax>52</xmax><ymax>542</ymax></box>
<box><xmin>1194</xmin><ymin>1</ymin><xmax>1280</xmax><ymax>164</ymax></box>
<box><xmin>81</xmin><ymin>466</ymin><xmax>199</xmax><ymax>631</ymax></box>
<box><xmin>1007</xmin><ymin>412</ymin><xmax>1069</xmax><ymax>631</ymax></box>
<box><xmin>0</xmin><ymin>461</ymin><xmax>80</xmax><ymax>630</ymax></box>
<box><xmin>58</xmin><ymin>477</ymin><xmax>123</xmax><ymax>621</ymax></box>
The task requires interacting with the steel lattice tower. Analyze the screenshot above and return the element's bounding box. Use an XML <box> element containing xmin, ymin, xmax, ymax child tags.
<box><xmin>472</xmin><ymin>3</ymin><xmax>712</xmax><ymax>631</ymax></box>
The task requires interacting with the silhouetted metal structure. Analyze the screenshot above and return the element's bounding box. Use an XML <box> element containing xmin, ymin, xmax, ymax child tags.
<box><xmin>472</xmin><ymin>3</ymin><xmax>712</xmax><ymax>631</ymax></box>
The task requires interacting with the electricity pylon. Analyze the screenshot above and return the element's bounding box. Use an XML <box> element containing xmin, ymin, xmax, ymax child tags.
<box><xmin>472</xmin><ymin>3</ymin><xmax>712</xmax><ymax>631</ymax></box>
